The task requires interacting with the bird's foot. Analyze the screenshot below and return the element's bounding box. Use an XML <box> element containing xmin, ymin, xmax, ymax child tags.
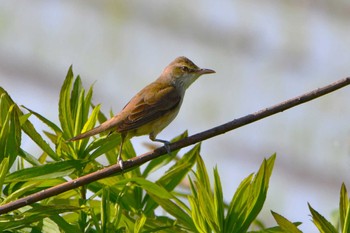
<box><xmin>153</xmin><ymin>138</ymin><xmax>171</xmax><ymax>154</ymax></box>
<box><xmin>117</xmin><ymin>155</ymin><xmax>124</xmax><ymax>170</ymax></box>
<box><xmin>163</xmin><ymin>141</ymin><xmax>171</xmax><ymax>154</ymax></box>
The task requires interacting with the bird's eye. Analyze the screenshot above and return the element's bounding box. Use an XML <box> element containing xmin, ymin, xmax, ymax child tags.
<box><xmin>181</xmin><ymin>66</ymin><xmax>189</xmax><ymax>72</ymax></box>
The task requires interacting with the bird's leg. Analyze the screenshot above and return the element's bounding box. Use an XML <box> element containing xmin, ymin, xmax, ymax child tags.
<box><xmin>117</xmin><ymin>133</ymin><xmax>126</xmax><ymax>170</ymax></box>
<box><xmin>149</xmin><ymin>133</ymin><xmax>171</xmax><ymax>154</ymax></box>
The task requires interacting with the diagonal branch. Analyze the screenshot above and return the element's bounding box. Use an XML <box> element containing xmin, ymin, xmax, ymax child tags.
<box><xmin>1</xmin><ymin>77</ymin><xmax>349</xmax><ymax>215</ymax></box>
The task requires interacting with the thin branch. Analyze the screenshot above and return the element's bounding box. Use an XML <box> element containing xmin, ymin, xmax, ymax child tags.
<box><xmin>1</xmin><ymin>77</ymin><xmax>349</xmax><ymax>215</ymax></box>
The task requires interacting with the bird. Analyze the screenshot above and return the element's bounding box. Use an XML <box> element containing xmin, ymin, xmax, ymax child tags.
<box><xmin>69</xmin><ymin>56</ymin><xmax>215</xmax><ymax>169</ymax></box>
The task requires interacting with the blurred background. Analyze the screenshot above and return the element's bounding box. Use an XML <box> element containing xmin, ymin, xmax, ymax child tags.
<box><xmin>1</xmin><ymin>1</ymin><xmax>350</xmax><ymax>232</ymax></box>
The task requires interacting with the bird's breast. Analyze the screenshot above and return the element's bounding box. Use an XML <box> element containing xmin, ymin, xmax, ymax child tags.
<box><xmin>131</xmin><ymin>105</ymin><xmax>181</xmax><ymax>138</ymax></box>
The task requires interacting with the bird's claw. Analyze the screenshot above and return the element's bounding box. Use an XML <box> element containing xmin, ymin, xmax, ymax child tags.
<box><xmin>117</xmin><ymin>155</ymin><xmax>124</xmax><ymax>170</ymax></box>
<box><xmin>150</xmin><ymin>137</ymin><xmax>172</xmax><ymax>155</ymax></box>
<box><xmin>163</xmin><ymin>141</ymin><xmax>171</xmax><ymax>154</ymax></box>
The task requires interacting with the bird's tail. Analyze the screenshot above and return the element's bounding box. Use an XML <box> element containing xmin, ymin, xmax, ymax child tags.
<box><xmin>68</xmin><ymin>117</ymin><xmax>119</xmax><ymax>141</ymax></box>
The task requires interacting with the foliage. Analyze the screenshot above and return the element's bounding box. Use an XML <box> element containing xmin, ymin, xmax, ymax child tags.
<box><xmin>0</xmin><ymin>67</ymin><xmax>348</xmax><ymax>232</ymax></box>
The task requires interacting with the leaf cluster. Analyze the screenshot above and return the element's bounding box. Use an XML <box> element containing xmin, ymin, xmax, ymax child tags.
<box><xmin>0</xmin><ymin>67</ymin><xmax>348</xmax><ymax>232</ymax></box>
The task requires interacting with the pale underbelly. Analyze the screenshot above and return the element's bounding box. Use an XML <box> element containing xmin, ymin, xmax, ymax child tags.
<box><xmin>129</xmin><ymin>108</ymin><xmax>180</xmax><ymax>138</ymax></box>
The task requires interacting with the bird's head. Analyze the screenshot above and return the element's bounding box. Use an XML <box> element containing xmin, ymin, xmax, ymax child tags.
<box><xmin>162</xmin><ymin>56</ymin><xmax>215</xmax><ymax>90</ymax></box>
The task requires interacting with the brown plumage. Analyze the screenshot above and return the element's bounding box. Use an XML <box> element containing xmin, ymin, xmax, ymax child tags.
<box><xmin>69</xmin><ymin>56</ymin><xmax>215</xmax><ymax>168</ymax></box>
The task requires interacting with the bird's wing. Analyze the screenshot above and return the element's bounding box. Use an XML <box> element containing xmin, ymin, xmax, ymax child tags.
<box><xmin>117</xmin><ymin>83</ymin><xmax>181</xmax><ymax>132</ymax></box>
<box><xmin>68</xmin><ymin>83</ymin><xmax>181</xmax><ymax>141</ymax></box>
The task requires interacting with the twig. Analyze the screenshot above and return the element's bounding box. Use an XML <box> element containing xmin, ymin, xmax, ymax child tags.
<box><xmin>0</xmin><ymin>77</ymin><xmax>349</xmax><ymax>215</ymax></box>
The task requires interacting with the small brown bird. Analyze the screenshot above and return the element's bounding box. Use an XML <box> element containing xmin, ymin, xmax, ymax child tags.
<box><xmin>69</xmin><ymin>56</ymin><xmax>215</xmax><ymax>168</ymax></box>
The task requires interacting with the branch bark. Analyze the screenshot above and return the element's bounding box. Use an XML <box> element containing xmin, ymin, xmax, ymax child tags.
<box><xmin>1</xmin><ymin>77</ymin><xmax>349</xmax><ymax>215</ymax></box>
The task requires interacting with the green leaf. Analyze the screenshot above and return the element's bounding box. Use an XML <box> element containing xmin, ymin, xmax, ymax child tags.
<box><xmin>117</xmin><ymin>178</ymin><xmax>173</xmax><ymax>200</ymax></box>
<box><xmin>18</xmin><ymin>148</ymin><xmax>41</xmax><ymax>166</ymax></box>
<box><xmin>308</xmin><ymin>203</ymin><xmax>337</xmax><ymax>233</ymax></box>
<box><xmin>225</xmin><ymin>154</ymin><xmax>276</xmax><ymax>233</ymax></box>
<box><xmin>88</xmin><ymin>134</ymin><xmax>121</xmax><ymax>161</ymax></box>
<box><xmin>188</xmin><ymin>155</ymin><xmax>220</xmax><ymax>232</ymax></box>
<box><xmin>21</xmin><ymin>106</ymin><xmax>60</xmax><ymax>160</ymax></box>
<box><xmin>157</xmin><ymin>143</ymin><xmax>200</xmax><ymax>191</ymax></box>
<box><xmin>22</xmin><ymin>106</ymin><xmax>62</xmax><ymax>134</ymax></box>
<box><xmin>143</xmin><ymin>143</ymin><xmax>199</xmax><ymax>214</ymax></box>
<box><xmin>72</xmin><ymin>87</ymin><xmax>85</xmax><ymax>139</ymax></box>
<box><xmin>0</xmin><ymin>204</ymin><xmax>82</xmax><ymax>231</ymax></box>
<box><xmin>3</xmin><ymin>179</ymin><xmax>66</xmax><ymax>200</ymax></box>
<box><xmin>47</xmin><ymin>215</ymin><xmax>80</xmax><ymax>233</ymax></box>
<box><xmin>72</xmin><ymin>104</ymin><xmax>102</xmax><ymax>158</ymax></box>
<box><xmin>68</xmin><ymin>77</ymin><xmax>99</xmax><ymax>153</ymax></box>
<box><xmin>95</xmin><ymin>102</ymin><xmax>108</xmax><ymax>123</ymax></box>
<box><xmin>248</xmin><ymin>226</ymin><xmax>296</xmax><ymax>233</ymax></box>
<box><xmin>188</xmin><ymin>194</ymin><xmax>210</xmax><ymax>233</ymax></box>
<box><xmin>101</xmin><ymin>187</ymin><xmax>110</xmax><ymax>233</ymax></box>
<box><xmin>214</xmin><ymin>166</ymin><xmax>224</xmax><ymax>231</ymax></box>
<box><xmin>195</xmin><ymin>146</ymin><xmax>210</xmax><ymax>191</ymax></box>
<box><xmin>142</xmin><ymin>131</ymin><xmax>188</xmax><ymax>177</ymax></box>
<box><xmin>340</xmin><ymin>183</ymin><xmax>350</xmax><ymax>233</ymax></box>
<box><xmin>59</xmin><ymin>66</ymin><xmax>75</xmax><ymax>139</ymax></box>
<box><xmin>149</xmin><ymin>194</ymin><xmax>195</xmax><ymax>231</ymax></box>
<box><xmin>0</xmin><ymin>88</ymin><xmax>58</xmax><ymax>162</ymax></box>
<box><xmin>0</xmin><ymin>157</ymin><xmax>9</xmax><ymax>192</ymax></box>
<box><xmin>82</xmin><ymin>85</ymin><xmax>94</xmax><ymax>128</ymax></box>
<box><xmin>70</xmin><ymin>75</ymin><xmax>83</xmax><ymax>123</ymax></box>
<box><xmin>343</xmin><ymin>208</ymin><xmax>350</xmax><ymax>233</ymax></box>
<box><xmin>5</xmin><ymin>160</ymin><xmax>84</xmax><ymax>183</ymax></box>
<box><xmin>115</xmin><ymin>138</ymin><xmax>141</xmax><ymax>177</ymax></box>
<box><xmin>0</xmin><ymin>87</ymin><xmax>18</xmax><ymax>123</ymax></box>
<box><xmin>271</xmin><ymin>211</ymin><xmax>302</xmax><ymax>233</ymax></box>
<box><xmin>2</xmin><ymin>181</ymin><xmax>43</xmax><ymax>204</ymax></box>
<box><xmin>80</xmin><ymin>103</ymin><xmax>100</xmax><ymax>135</ymax></box>
<box><xmin>134</xmin><ymin>214</ymin><xmax>147</xmax><ymax>233</ymax></box>
<box><xmin>0</xmin><ymin>103</ymin><xmax>21</xmax><ymax>166</ymax></box>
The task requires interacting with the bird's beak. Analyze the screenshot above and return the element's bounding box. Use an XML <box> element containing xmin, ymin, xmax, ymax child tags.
<box><xmin>197</xmin><ymin>68</ymin><xmax>216</xmax><ymax>75</ymax></box>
